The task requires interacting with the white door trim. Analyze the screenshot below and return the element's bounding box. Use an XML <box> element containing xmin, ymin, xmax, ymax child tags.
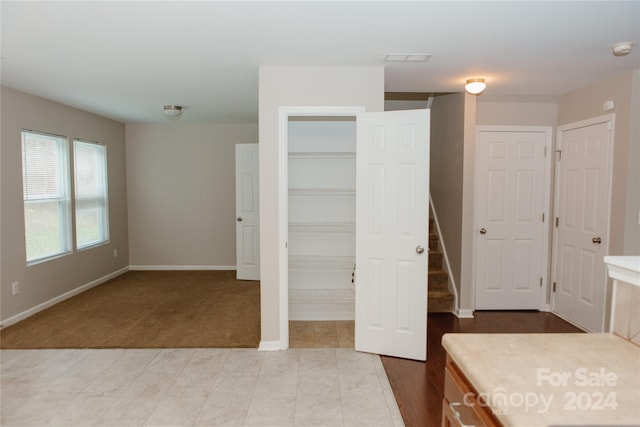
<box><xmin>471</xmin><ymin>126</ymin><xmax>553</xmax><ymax>311</ymax></box>
<box><xmin>551</xmin><ymin>114</ymin><xmax>615</xmax><ymax>332</ymax></box>
<box><xmin>277</xmin><ymin>106</ymin><xmax>366</xmax><ymax>350</ymax></box>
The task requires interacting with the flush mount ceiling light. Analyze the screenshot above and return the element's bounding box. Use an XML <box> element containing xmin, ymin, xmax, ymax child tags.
<box><xmin>163</xmin><ymin>105</ymin><xmax>183</xmax><ymax>119</ymax></box>
<box><xmin>384</xmin><ymin>53</ymin><xmax>432</xmax><ymax>62</ymax></box>
<box><xmin>465</xmin><ymin>78</ymin><xmax>487</xmax><ymax>95</ymax></box>
<box><xmin>611</xmin><ymin>41</ymin><xmax>633</xmax><ymax>56</ymax></box>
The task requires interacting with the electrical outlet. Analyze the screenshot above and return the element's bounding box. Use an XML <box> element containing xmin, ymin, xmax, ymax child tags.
<box><xmin>113</xmin><ymin>248</ymin><xmax>118</xmax><ymax>258</ymax></box>
<box><xmin>12</xmin><ymin>282</ymin><xmax>19</xmax><ymax>295</ymax></box>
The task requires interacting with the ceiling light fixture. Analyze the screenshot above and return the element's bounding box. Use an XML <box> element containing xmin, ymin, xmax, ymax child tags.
<box><xmin>611</xmin><ymin>41</ymin><xmax>633</xmax><ymax>56</ymax></box>
<box><xmin>163</xmin><ymin>105</ymin><xmax>183</xmax><ymax>120</ymax></box>
<box><xmin>465</xmin><ymin>78</ymin><xmax>487</xmax><ymax>95</ymax></box>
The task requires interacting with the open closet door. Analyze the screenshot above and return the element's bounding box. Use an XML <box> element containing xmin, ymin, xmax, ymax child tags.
<box><xmin>355</xmin><ymin>109</ymin><xmax>429</xmax><ymax>361</ymax></box>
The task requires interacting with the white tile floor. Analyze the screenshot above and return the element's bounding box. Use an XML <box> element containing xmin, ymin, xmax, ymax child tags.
<box><xmin>0</xmin><ymin>348</ymin><xmax>404</xmax><ymax>427</ymax></box>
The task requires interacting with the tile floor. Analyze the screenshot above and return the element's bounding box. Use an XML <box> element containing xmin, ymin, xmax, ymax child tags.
<box><xmin>289</xmin><ymin>321</ymin><xmax>354</xmax><ymax>348</ymax></box>
<box><xmin>0</xmin><ymin>348</ymin><xmax>404</xmax><ymax>427</ymax></box>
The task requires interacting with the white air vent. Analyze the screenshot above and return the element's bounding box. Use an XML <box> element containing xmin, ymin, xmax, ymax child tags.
<box><xmin>384</xmin><ymin>54</ymin><xmax>432</xmax><ymax>62</ymax></box>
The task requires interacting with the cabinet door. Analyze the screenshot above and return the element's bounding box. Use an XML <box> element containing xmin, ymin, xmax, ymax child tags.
<box><xmin>355</xmin><ymin>109</ymin><xmax>429</xmax><ymax>361</ymax></box>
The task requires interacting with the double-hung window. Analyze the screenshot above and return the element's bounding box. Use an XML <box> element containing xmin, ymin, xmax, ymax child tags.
<box><xmin>73</xmin><ymin>140</ymin><xmax>109</xmax><ymax>249</ymax></box>
<box><xmin>21</xmin><ymin>131</ymin><xmax>72</xmax><ymax>264</ymax></box>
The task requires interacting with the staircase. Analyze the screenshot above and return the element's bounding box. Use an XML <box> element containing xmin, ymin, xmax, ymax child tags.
<box><xmin>428</xmin><ymin>218</ymin><xmax>455</xmax><ymax>313</ymax></box>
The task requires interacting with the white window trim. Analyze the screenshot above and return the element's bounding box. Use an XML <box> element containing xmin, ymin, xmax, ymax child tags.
<box><xmin>21</xmin><ymin>130</ymin><xmax>72</xmax><ymax>265</ymax></box>
<box><xmin>73</xmin><ymin>139</ymin><xmax>110</xmax><ymax>250</ymax></box>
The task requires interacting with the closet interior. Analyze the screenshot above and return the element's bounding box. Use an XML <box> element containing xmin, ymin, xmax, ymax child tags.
<box><xmin>287</xmin><ymin>116</ymin><xmax>357</xmax><ymax>321</ymax></box>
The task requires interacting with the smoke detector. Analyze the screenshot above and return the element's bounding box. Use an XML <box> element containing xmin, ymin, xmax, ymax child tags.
<box><xmin>611</xmin><ymin>42</ymin><xmax>633</xmax><ymax>56</ymax></box>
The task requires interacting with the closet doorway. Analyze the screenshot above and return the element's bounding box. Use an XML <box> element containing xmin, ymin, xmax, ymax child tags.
<box><xmin>278</xmin><ymin>107</ymin><xmax>430</xmax><ymax>361</ymax></box>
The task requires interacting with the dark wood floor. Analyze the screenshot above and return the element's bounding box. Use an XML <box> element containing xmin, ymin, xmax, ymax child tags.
<box><xmin>381</xmin><ymin>311</ymin><xmax>583</xmax><ymax>427</ymax></box>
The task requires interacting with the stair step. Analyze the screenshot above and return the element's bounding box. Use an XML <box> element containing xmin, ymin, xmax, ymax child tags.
<box><xmin>428</xmin><ymin>233</ymin><xmax>439</xmax><ymax>251</ymax></box>
<box><xmin>428</xmin><ymin>270</ymin><xmax>449</xmax><ymax>291</ymax></box>
<box><xmin>428</xmin><ymin>289</ymin><xmax>454</xmax><ymax>313</ymax></box>
<box><xmin>428</xmin><ymin>251</ymin><xmax>443</xmax><ymax>271</ymax></box>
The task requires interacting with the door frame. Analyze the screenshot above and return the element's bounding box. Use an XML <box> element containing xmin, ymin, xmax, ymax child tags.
<box><xmin>550</xmin><ymin>114</ymin><xmax>615</xmax><ymax>332</ymax></box>
<box><xmin>471</xmin><ymin>126</ymin><xmax>553</xmax><ymax>311</ymax></box>
<box><xmin>277</xmin><ymin>106</ymin><xmax>366</xmax><ymax>350</ymax></box>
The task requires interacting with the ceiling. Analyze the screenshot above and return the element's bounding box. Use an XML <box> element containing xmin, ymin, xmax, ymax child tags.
<box><xmin>2</xmin><ymin>1</ymin><xmax>639</xmax><ymax>124</ymax></box>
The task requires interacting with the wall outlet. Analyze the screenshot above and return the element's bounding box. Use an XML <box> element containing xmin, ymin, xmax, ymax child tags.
<box><xmin>12</xmin><ymin>282</ymin><xmax>19</xmax><ymax>295</ymax></box>
<box><xmin>113</xmin><ymin>248</ymin><xmax>118</xmax><ymax>258</ymax></box>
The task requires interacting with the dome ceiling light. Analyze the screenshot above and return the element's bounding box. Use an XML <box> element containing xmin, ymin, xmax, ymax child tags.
<box><xmin>163</xmin><ymin>105</ymin><xmax>183</xmax><ymax>120</ymax></box>
<box><xmin>465</xmin><ymin>78</ymin><xmax>487</xmax><ymax>95</ymax></box>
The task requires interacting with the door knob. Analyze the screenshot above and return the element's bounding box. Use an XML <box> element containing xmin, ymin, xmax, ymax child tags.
<box><xmin>237</xmin><ymin>217</ymin><xmax>243</xmax><ymax>222</ymax></box>
<box><xmin>592</xmin><ymin>237</ymin><xmax>602</xmax><ymax>244</ymax></box>
<box><xmin>416</xmin><ymin>246</ymin><xmax>425</xmax><ymax>254</ymax></box>
<box><xmin>479</xmin><ymin>228</ymin><xmax>487</xmax><ymax>235</ymax></box>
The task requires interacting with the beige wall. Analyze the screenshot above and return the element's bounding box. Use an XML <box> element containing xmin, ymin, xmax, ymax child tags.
<box><xmin>430</xmin><ymin>93</ymin><xmax>465</xmax><ymax>301</ymax></box>
<box><xmin>477</xmin><ymin>96</ymin><xmax>558</xmax><ymax>127</ymax></box>
<box><xmin>459</xmin><ymin>94</ymin><xmax>478</xmax><ymax>313</ymax></box>
<box><xmin>1</xmin><ymin>86</ymin><xmax>128</xmax><ymax>322</ymax></box>
<box><xmin>258</xmin><ymin>66</ymin><xmax>384</xmax><ymax>345</ymax></box>
<box><xmin>625</xmin><ymin>70</ymin><xmax>640</xmax><ymax>255</ymax></box>
<box><xmin>558</xmin><ymin>70</ymin><xmax>638</xmax><ymax>256</ymax></box>
<box><xmin>125</xmin><ymin>123</ymin><xmax>258</xmax><ymax>268</ymax></box>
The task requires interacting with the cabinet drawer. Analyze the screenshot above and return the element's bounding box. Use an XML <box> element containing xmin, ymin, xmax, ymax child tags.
<box><xmin>443</xmin><ymin>361</ymin><xmax>500</xmax><ymax>427</ymax></box>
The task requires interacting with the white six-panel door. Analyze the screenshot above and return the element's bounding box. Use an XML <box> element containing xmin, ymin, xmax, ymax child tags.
<box><xmin>553</xmin><ymin>117</ymin><xmax>612</xmax><ymax>332</ymax></box>
<box><xmin>355</xmin><ymin>109</ymin><xmax>429</xmax><ymax>361</ymax></box>
<box><xmin>235</xmin><ymin>144</ymin><xmax>260</xmax><ymax>281</ymax></box>
<box><xmin>475</xmin><ymin>129</ymin><xmax>549</xmax><ymax>309</ymax></box>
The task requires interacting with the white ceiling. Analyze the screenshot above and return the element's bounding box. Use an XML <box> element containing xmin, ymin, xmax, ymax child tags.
<box><xmin>2</xmin><ymin>1</ymin><xmax>639</xmax><ymax>124</ymax></box>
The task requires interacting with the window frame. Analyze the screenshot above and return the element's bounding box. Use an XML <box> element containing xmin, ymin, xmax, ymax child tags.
<box><xmin>21</xmin><ymin>129</ymin><xmax>73</xmax><ymax>265</ymax></box>
<box><xmin>73</xmin><ymin>139</ymin><xmax>110</xmax><ymax>250</ymax></box>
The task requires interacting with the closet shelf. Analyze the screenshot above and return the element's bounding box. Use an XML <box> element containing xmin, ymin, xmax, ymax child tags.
<box><xmin>289</xmin><ymin>255</ymin><xmax>355</xmax><ymax>269</ymax></box>
<box><xmin>289</xmin><ymin>288</ymin><xmax>355</xmax><ymax>304</ymax></box>
<box><xmin>288</xmin><ymin>151</ymin><xmax>356</xmax><ymax>159</ymax></box>
<box><xmin>289</xmin><ymin>222</ymin><xmax>356</xmax><ymax>234</ymax></box>
<box><xmin>289</xmin><ymin>188</ymin><xmax>355</xmax><ymax>196</ymax></box>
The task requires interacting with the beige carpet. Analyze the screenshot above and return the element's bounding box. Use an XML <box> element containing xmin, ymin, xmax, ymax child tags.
<box><xmin>0</xmin><ymin>270</ymin><xmax>260</xmax><ymax>349</ymax></box>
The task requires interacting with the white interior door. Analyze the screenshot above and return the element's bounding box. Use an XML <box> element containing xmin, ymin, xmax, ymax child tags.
<box><xmin>553</xmin><ymin>117</ymin><xmax>612</xmax><ymax>332</ymax></box>
<box><xmin>475</xmin><ymin>129</ymin><xmax>549</xmax><ymax>309</ymax></box>
<box><xmin>235</xmin><ymin>144</ymin><xmax>260</xmax><ymax>280</ymax></box>
<box><xmin>355</xmin><ymin>109</ymin><xmax>429</xmax><ymax>361</ymax></box>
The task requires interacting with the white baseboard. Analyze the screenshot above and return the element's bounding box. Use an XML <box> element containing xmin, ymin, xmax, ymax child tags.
<box><xmin>540</xmin><ymin>304</ymin><xmax>551</xmax><ymax>312</ymax></box>
<box><xmin>0</xmin><ymin>266</ymin><xmax>129</xmax><ymax>328</ymax></box>
<box><xmin>455</xmin><ymin>308</ymin><xmax>475</xmax><ymax>318</ymax></box>
<box><xmin>258</xmin><ymin>340</ymin><xmax>284</xmax><ymax>351</ymax></box>
<box><xmin>129</xmin><ymin>265</ymin><xmax>237</xmax><ymax>271</ymax></box>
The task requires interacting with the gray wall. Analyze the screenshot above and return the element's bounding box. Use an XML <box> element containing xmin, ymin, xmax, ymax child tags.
<box><xmin>125</xmin><ymin>123</ymin><xmax>258</xmax><ymax>268</ymax></box>
<box><xmin>429</xmin><ymin>93</ymin><xmax>465</xmax><ymax>298</ymax></box>
<box><xmin>1</xmin><ymin>86</ymin><xmax>128</xmax><ymax>323</ymax></box>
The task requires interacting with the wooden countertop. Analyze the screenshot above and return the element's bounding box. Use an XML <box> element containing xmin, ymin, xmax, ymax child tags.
<box><xmin>442</xmin><ymin>333</ymin><xmax>640</xmax><ymax>426</ymax></box>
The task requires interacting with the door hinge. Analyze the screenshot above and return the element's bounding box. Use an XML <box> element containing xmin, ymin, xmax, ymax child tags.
<box><xmin>544</xmin><ymin>146</ymin><xmax>547</xmax><ymax>157</ymax></box>
<box><xmin>542</xmin><ymin>213</ymin><xmax>545</xmax><ymax>222</ymax></box>
<box><xmin>555</xmin><ymin>149</ymin><xmax>562</xmax><ymax>161</ymax></box>
<box><xmin>555</xmin><ymin>217</ymin><xmax>559</xmax><ymax>228</ymax></box>
<box><xmin>540</xmin><ymin>277</ymin><xmax>543</xmax><ymax>287</ymax></box>
<box><xmin>553</xmin><ymin>282</ymin><xmax>557</xmax><ymax>293</ymax></box>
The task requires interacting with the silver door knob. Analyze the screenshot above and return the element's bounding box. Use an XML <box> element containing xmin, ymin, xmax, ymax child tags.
<box><xmin>237</xmin><ymin>217</ymin><xmax>243</xmax><ymax>222</ymax></box>
<box><xmin>416</xmin><ymin>245</ymin><xmax>425</xmax><ymax>254</ymax></box>
<box><xmin>479</xmin><ymin>228</ymin><xmax>487</xmax><ymax>235</ymax></box>
<box><xmin>592</xmin><ymin>237</ymin><xmax>602</xmax><ymax>244</ymax></box>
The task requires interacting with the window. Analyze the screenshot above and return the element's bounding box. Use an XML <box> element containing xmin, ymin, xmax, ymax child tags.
<box><xmin>21</xmin><ymin>131</ymin><xmax>72</xmax><ymax>264</ymax></box>
<box><xmin>74</xmin><ymin>140</ymin><xmax>109</xmax><ymax>249</ymax></box>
